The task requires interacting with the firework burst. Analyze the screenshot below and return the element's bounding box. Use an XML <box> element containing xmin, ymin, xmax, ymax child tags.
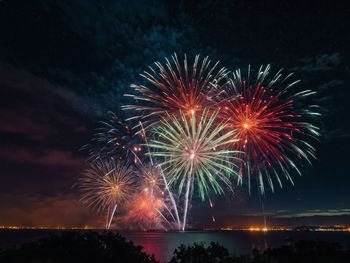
<box><xmin>124</xmin><ymin>190</ymin><xmax>167</xmax><ymax>230</ymax></box>
<box><xmin>119</xmin><ymin>163</ymin><xmax>181</xmax><ymax>230</ymax></box>
<box><xmin>81</xmin><ymin>111</ymin><xmax>142</xmax><ymax>164</ymax></box>
<box><xmin>148</xmin><ymin>109</ymin><xmax>240</xmax><ymax>230</ymax></box>
<box><xmin>78</xmin><ymin>159</ymin><xmax>136</xmax><ymax>229</ymax></box>
<box><xmin>123</xmin><ymin>53</ymin><xmax>228</xmax><ymax>130</ymax></box>
<box><xmin>138</xmin><ymin>164</ymin><xmax>164</xmax><ymax>196</ymax></box>
<box><xmin>217</xmin><ymin>65</ymin><xmax>320</xmax><ymax>194</ymax></box>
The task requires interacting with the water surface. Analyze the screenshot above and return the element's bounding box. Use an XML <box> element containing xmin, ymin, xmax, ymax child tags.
<box><xmin>1</xmin><ymin>230</ymin><xmax>350</xmax><ymax>262</ymax></box>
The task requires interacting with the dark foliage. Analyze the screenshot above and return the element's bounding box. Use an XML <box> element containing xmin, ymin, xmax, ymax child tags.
<box><xmin>169</xmin><ymin>240</ymin><xmax>350</xmax><ymax>263</ymax></box>
<box><xmin>252</xmin><ymin>240</ymin><xmax>350</xmax><ymax>263</ymax></box>
<box><xmin>0</xmin><ymin>231</ymin><xmax>158</xmax><ymax>263</ymax></box>
<box><xmin>169</xmin><ymin>242</ymin><xmax>250</xmax><ymax>263</ymax></box>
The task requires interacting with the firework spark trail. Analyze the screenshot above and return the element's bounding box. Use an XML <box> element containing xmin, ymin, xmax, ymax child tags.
<box><xmin>160</xmin><ymin>199</ymin><xmax>178</xmax><ymax>226</ymax></box>
<box><xmin>137</xmin><ymin>165</ymin><xmax>182</xmax><ymax>229</ymax></box>
<box><xmin>140</xmin><ymin>121</ymin><xmax>181</xmax><ymax>229</ymax></box>
<box><xmin>208</xmin><ymin>198</ymin><xmax>216</xmax><ymax>223</ymax></box>
<box><xmin>216</xmin><ymin>65</ymin><xmax>320</xmax><ymax>194</ymax></box>
<box><xmin>148</xmin><ymin>109</ymin><xmax>240</xmax><ymax>230</ymax></box>
<box><xmin>107</xmin><ymin>204</ymin><xmax>118</xmax><ymax>229</ymax></box>
<box><xmin>123</xmin><ymin>53</ymin><xmax>228</xmax><ymax>131</ymax></box>
<box><xmin>182</xmin><ymin>165</ymin><xmax>192</xmax><ymax>231</ymax></box>
<box><xmin>124</xmin><ymin>166</ymin><xmax>182</xmax><ymax>230</ymax></box>
<box><xmin>158</xmin><ymin>167</ymin><xmax>181</xmax><ymax>229</ymax></box>
<box><xmin>77</xmin><ymin>159</ymin><xmax>136</xmax><ymax>229</ymax></box>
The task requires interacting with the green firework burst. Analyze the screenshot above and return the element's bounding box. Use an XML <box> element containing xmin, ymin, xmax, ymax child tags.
<box><xmin>147</xmin><ymin>109</ymin><xmax>241</xmax><ymax>200</ymax></box>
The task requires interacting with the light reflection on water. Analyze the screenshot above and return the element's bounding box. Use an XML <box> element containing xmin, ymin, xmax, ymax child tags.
<box><xmin>122</xmin><ymin>231</ymin><xmax>271</xmax><ymax>262</ymax></box>
<box><xmin>122</xmin><ymin>231</ymin><xmax>350</xmax><ymax>262</ymax></box>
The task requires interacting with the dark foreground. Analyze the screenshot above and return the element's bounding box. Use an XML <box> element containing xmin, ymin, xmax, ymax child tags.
<box><xmin>0</xmin><ymin>231</ymin><xmax>350</xmax><ymax>263</ymax></box>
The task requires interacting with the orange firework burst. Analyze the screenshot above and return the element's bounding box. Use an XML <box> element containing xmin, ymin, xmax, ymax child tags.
<box><xmin>77</xmin><ymin>159</ymin><xmax>137</xmax><ymax>229</ymax></box>
<box><xmin>78</xmin><ymin>159</ymin><xmax>136</xmax><ymax>211</ymax></box>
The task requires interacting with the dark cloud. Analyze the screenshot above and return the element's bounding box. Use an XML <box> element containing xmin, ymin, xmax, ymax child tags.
<box><xmin>0</xmin><ymin>61</ymin><xmax>93</xmax><ymax>226</ymax></box>
<box><xmin>240</xmin><ymin>209</ymin><xmax>350</xmax><ymax>218</ymax></box>
<box><xmin>291</xmin><ymin>53</ymin><xmax>342</xmax><ymax>73</ymax></box>
<box><xmin>0</xmin><ymin>110</ymin><xmax>56</xmax><ymax>141</ymax></box>
<box><xmin>0</xmin><ymin>0</ymin><xmax>198</xmax><ymax>118</ymax></box>
<box><xmin>290</xmin><ymin>53</ymin><xmax>350</xmax><ymax>142</ymax></box>
<box><xmin>0</xmin><ymin>146</ymin><xmax>83</xmax><ymax>167</ymax></box>
<box><xmin>275</xmin><ymin>209</ymin><xmax>350</xmax><ymax>218</ymax></box>
<box><xmin>0</xmin><ymin>61</ymin><xmax>97</xmax><ymax>118</ymax></box>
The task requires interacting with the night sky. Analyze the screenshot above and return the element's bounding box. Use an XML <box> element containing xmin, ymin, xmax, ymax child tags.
<box><xmin>0</xmin><ymin>0</ymin><xmax>349</xmax><ymax>228</ymax></box>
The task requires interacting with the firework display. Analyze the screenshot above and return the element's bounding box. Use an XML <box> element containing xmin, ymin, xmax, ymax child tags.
<box><xmin>148</xmin><ymin>109</ymin><xmax>240</xmax><ymax>230</ymax></box>
<box><xmin>78</xmin><ymin>159</ymin><xmax>136</xmax><ymax>229</ymax></box>
<box><xmin>78</xmin><ymin>54</ymin><xmax>320</xmax><ymax>231</ymax></box>
<box><xmin>216</xmin><ymin>65</ymin><xmax>320</xmax><ymax>194</ymax></box>
<box><xmin>123</xmin><ymin>54</ymin><xmax>228</xmax><ymax>130</ymax></box>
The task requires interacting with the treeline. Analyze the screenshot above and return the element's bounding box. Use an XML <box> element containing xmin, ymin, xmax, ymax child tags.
<box><xmin>0</xmin><ymin>231</ymin><xmax>349</xmax><ymax>262</ymax></box>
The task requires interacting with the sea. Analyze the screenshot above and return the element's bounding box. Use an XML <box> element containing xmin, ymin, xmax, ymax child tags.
<box><xmin>1</xmin><ymin>230</ymin><xmax>350</xmax><ymax>262</ymax></box>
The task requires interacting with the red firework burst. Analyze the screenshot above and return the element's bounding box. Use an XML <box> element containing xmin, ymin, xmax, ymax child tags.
<box><xmin>217</xmin><ymin>65</ymin><xmax>320</xmax><ymax>194</ymax></box>
<box><xmin>124</xmin><ymin>191</ymin><xmax>165</xmax><ymax>230</ymax></box>
<box><xmin>124</xmin><ymin>53</ymin><xmax>228</xmax><ymax>130</ymax></box>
